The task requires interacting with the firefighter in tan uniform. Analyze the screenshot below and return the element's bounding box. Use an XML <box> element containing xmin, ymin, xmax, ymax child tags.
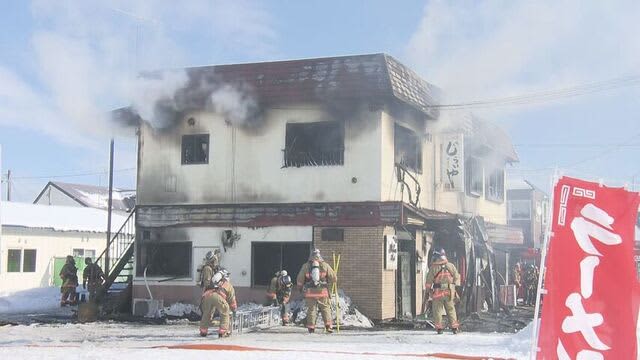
<box><xmin>199</xmin><ymin>251</ymin><xmax>220</xmax><ymax>291</ymax></box>
<box><xmin>199</xmin><ymin>269</ymin><xmax>237</xmax><ymax>338</ymax></box>
<box><xmin>425</xmin><ymin>248</ymin><xmax>461</xmax><ymax>334</ymax></box>
<box><xmin>296</xmin><ymin>249</ymin><xmax>337</xmax><ymax>333</ymax></box>
<box><xmin>265</xmin><ymin>270</ymin><xmax>293</xmax><ymax>325</ymax></box>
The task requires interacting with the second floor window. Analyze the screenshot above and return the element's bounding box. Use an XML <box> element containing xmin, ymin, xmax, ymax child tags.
<box><xmin>485</xmin><ymin>168</ymin><xmax>505</xmax><ymax>202</ymax></box>
<box><xmin>465</xmin><ymin>156</ymin><xmax>483</xmax><ymax>196</ymax></box>
<box><xmin>283</xmin><ymin>121</ymin><xmax>344</xmax><ymax>167</ymax></box>
<box><xmin>182</xmin><ymin>134</ymin><xmax>209</xmax><ymax>165</ymax></box>
<box><xmin>394</xmin><ymin>124</ymin><xmax>422</xmax><ymax>173</ymax></box>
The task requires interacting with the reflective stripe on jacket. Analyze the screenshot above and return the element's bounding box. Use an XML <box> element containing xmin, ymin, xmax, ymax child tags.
<box><xmin>296</xmin><ymin>260</ymin><xmax>336</xmax><ymax>299</ymax></box>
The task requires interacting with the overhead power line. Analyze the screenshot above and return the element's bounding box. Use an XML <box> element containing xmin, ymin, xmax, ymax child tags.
<box><xmin>429</xmin><ymin>75</ymin><xmax>640</xmax><ymax>110</ymax></box>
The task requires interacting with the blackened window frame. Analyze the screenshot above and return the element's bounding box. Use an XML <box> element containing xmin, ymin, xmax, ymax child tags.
<box><xmin>485</xmin><ymin>168</ymin><xmax>505</xmax><ymax>203</ymax></box>
<box><xmin>465</xmin><ymin>156</ymin><xmax>483</xmax><ymax>197</ymax></box>
<box><xmin>251</xmin><ymin>242</ymin><xmax>311</xmax><ymax>286</ymax></box>
<box><xmin>394</xmin><ymin>124</ymin><xmax>423</xmax><ymax>174</ymax></box>
<box><xmin>181</xmin><ymin>134</ymin><xmax>210</xmax><ymax>165</ymax></box>
<box><xmin>283</xmin><ymin>121</ymin><xmax>344</xmax><ymax>168</ymax></box>
<box><xmin>136</xmin><ymin>241</ymin><xmax>193</xmax><ymax>278</ymax></box>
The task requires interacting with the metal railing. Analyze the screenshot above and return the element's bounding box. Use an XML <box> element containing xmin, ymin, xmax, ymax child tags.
<box><xmin>282</xmin><ymin>148</ymin><xmax>344</xmax><ymax>168</ymax></box>
<box><xmin>95</xmin><ymin>208</ymin><xmax>136</xmax><ymax>283</ymax></box>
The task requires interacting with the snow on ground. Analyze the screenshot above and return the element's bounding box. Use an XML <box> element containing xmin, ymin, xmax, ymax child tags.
<box><xmin>0</xmin><ymin>287</ymin><xmax>63</xmax><ymax>314</ymax></box>
<box><xmin>1</xmin><ymin>288</ymin><xmax>531</xmax><ymax>359</ymax></box>
<box><xmin>0</xmin><ymin>321</ymin><xmax>532</xmax><ymax>359</ymax></box>
<box><xmin>160</xmin><ymin>302</ymin><xmax>201</xmax><ymax>318</ymax></box>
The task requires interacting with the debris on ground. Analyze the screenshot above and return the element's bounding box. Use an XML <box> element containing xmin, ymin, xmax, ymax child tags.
<box><xmin>291</xmin><ymin>290</ymin><xmax>374</xmax><ymax>328</ymax></box>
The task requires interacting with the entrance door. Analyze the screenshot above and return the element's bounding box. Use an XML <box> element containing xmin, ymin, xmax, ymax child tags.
<box><xmin>397</xmin><ymin>251</ymin><xmax>412</xmax><ymax>319</ymax></box>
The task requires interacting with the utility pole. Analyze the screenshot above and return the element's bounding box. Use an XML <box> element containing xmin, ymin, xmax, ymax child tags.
<box><xmin>105</xmin><ymin>139</ymin><xmax>115</xmax><ymax>275</ymax></box>
<box><xmin>6</xmin><ymin>170</ymin><xmax>11</xmax><ymax>201</ymax></box>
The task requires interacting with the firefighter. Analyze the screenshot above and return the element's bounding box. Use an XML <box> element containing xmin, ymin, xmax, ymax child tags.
<box><xmin>199</xmin><ymin>269</ymin><xmax>237</xmax><ymax>338</ymax></box>
<box><xmin>59</xmin><ymin>255</ymin><xmax>79</xmax><ymax>306</ymax></box>
<box><xmin>82</xmin><ymin>257</ymin><xmax>106</xmax><ymax>303</ymax></box>
<box><xmin>524</xmin><ymin>264</ymin><xmax>539</xmax><ymax>306</ymax></box>
<box><xmin>199</xmin><ymin>250</ymin><xmax>220</xmax><ymax>291</ymax></box>
<box><xmin>266</xmin><ymin>270</ymin><xmax>293</xmax><ymax>325</ymax></box>
<box><xmin>296</xmin><ymin>249</ymin><xmax>337</xmax><ymax>333</ymax></box>
<box><xmin>513</xmin><ymin>262</ymin><xmax>524</xmax><ymax>303</ymax></box>
<box><xmin>425</xmin><ymin>248</ymin><xmax>461</xmax><ymax>334</ymax></box>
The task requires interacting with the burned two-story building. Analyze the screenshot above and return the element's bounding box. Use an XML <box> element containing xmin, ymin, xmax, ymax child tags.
<box><xmin>127</xmin><ymin>54</ymin><xmax>519</xmax><ymax>321</ymax></box>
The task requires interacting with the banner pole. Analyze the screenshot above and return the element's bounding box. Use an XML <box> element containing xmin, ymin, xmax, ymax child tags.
<box><xmin>529</xmin><ymin>171</ymin><xmax>559</xmax><ymax>360</ymax></box>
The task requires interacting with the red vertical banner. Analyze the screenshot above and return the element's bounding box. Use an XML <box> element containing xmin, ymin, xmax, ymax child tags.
<box><xmin>538</xmin><ymin>177</ymin><xmax>640</xmax><ymax>359</ymax></box>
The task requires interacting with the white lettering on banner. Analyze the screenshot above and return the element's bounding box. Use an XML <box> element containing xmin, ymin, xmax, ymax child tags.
<box><xmin>570</xmin><ymin>205</ymin><xmax>621</xmax><ymax>257</ymax></box>
<box><xmin>558</xmin><ymin>340</ymin><xmax>571</xmax><ymax>360</ymax></box>
<box><xmin>558</xmin><ymin>185</ymin><xmax>571</xmax><ymax>226</ymax></box>
<box><xmin>577</xmin><ymin>350</ymin><xmax>604</xmax><ymax>360</ymax></box>
<box><xmin>579</xmin><ymin>256</ymin><xmax>599</xmax><ymax>299</ymax></box>
<box><xmin>557</xmin><ymin>340</ymin><xmax>604</xmax><ymax>360</ymax></box>
<box><xmin>561</xmin><ymin>293</ymin><xmax>609</xmax><ymax>350</ymax></box>
<box><xmin>556</xmin><ymin>201</ymin><xmax>621</xmax><ymax>358</ymax></box>
<box><xmin>572</xmin><ymin>187</ymin><xmax>596</xmax><ymax>200</ymax></box>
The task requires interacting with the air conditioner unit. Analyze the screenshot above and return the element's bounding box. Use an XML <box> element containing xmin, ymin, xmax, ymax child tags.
<box><xmin>133</xmin><ymin>298</ymin><xmax>164</xmax><ymax>318</ymax></box>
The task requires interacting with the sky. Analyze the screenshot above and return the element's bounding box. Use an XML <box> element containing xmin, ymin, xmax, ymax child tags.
<box><xmin>0</xmin><ymin>0</ymin><xmax>639</xmax><ymax>202</ymax></box>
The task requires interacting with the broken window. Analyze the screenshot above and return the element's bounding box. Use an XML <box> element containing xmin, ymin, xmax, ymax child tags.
<box><xmin>465</xmin><ymin>156</ymin><xmax>483</xmax><ymax>196</ymax></box>
<box><xmin>394</xmin><ymin>124</ymin><xmax>422</xmax><ymax>173</ymax></box>
<box><xmin>283</xmin><ymin>121</ymin><xmax>344</xmax><ymax>167</ymax></box>
<box><xmin>485</xmin><ymin>168</ymin><xmax>504</xmax><ymax>202</ymax></box>
<box><xmin>136</xmin><ymin>242</ymin><xmax>192</xmax><ymax>278</ymax></box>
<box><xmin>252</xmin><ymin>242</ymin><xmax>311</xmax><ymax>286</ymax></box>
<box><xmin>181</xmin><ymin>134</ymin><xmax>209</xmax><ymax>165</ymax></box>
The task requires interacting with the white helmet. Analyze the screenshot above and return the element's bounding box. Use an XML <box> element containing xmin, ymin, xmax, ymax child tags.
<box><xmin>279</xmin><ymin>270</ymin><xmax>288</xmax><ymax>277</ymax></box>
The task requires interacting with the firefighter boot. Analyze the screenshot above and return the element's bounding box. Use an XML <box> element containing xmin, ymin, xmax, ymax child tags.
<box><xmin>325</xmin><ymin>325</ymin><xmax>333</xmax><ymax>334</ymax></box>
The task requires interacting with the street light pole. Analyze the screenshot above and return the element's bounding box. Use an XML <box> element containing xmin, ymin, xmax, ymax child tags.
<box><xmin>105</xmin><ymin>139</ymin><xmax>114</xmax><ymax>275</ymax></box>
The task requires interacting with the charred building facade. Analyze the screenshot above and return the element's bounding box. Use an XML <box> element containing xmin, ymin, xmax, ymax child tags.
<box><xmin>130</xmin><ymin>54</ymin><xmax>519</xmax><ymax>321</ymax></box>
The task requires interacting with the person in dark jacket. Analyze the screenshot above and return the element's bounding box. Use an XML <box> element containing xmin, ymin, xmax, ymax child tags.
<box><xmin>60</xmin><ymin>255</ymin><xmax>79</xmax><ymax>306</ymax></box>
<box><xmin>82</xmin><ymin>257</ymin><xmax>106</xmax><ymax>303</ymax></box>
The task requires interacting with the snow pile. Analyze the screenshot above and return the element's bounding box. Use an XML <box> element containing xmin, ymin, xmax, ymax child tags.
<box><xmin>237</xmin><ymin>302</ymin><xmax>265</xmax><ymax>312</ymax></box>
<box><xmin>291</xmin><ymin>290</ymin><xmax>373</xmax><ymax>328</ymax></box>
<box><xmin>159</xmin><ymin>302</ymin><xmax>201</xmax><ymax>319</ymax></box>
<box><xmin>0</xmin><ymin>287</ymin><xmax>62</xmax><ymax>314</ymax></box>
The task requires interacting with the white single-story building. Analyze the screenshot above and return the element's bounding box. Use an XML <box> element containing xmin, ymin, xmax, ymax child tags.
<box><xmin>0</xmin><ymin>202</ymin><xmax>128</xmax><ymax>292</ymax></box>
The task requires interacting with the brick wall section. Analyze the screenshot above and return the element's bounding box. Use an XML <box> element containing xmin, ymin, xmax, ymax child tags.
<box><xmin>380</xmin><ymin>226</ymin><xmax>396</xmax><ymax>319</ymax></box>
<box><xmin>313</xmin><ymin>226</ymin><xmax>390</xmax><ymax>321</ymax></box>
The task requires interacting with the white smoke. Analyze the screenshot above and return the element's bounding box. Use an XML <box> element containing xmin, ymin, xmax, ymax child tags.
<box><xmin>0</xmin><ymin>0</ymin><xmax>277</xmax><ymax>143</ymax></box>
<box><xmin>209</xmin><ymin>83</ymin><xmax>260</xmax><ymax>126</ymax></box>
<box><xmin>127</xmin><ymin>71</ymin><xmax>189</xmax><ymax>128</ymax></box>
